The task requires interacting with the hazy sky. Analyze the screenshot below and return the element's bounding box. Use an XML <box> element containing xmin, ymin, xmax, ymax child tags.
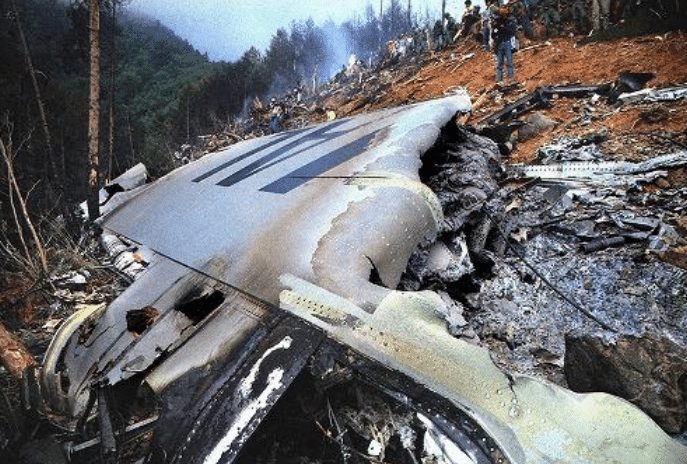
<box><xmin>126</xmin><ymin>0</ymin><xmax>466</xmax><ymax>62</ymax></box>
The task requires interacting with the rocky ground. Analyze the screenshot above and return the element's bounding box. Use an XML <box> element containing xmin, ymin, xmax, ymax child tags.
<box><xmin>1</xmin><ymin>19</ymin><xmax>687</xmax><ymax>464</ymax></box>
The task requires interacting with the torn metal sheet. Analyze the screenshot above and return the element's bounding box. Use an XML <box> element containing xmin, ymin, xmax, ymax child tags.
<box><xmin>80</xmin><ymin>163</ymin><xmax>150</xmax><ymax>219</ymax></box>
<box><xmin>41</xmin><ymin>95</ymin><xmax>469</xmax><ymax>427</ymax></box>
<box><xmin>509</xmin><ymin>150</ymin><xmax>687</xmax><ymax>183</ymax></box>
<box><xmin>478</xmin><ymin>84</ymin><xmax>607</xmax><ymax>127</ymax></box>
<box><xmin>99</xmin><ymin>97</ymin><xmax>461</xmax><ymax>307</ymax></box>
<box><xmin>39</xmin><ymin>93</ymin><xmax>687</xmax><ymax>463</ymax></box>
<box><xmin>279</xmin><ymin>274</ymin><xmax>687</xmax><ymax>463</ymax></box>
<box><xmin>157</xmin><ymin>317</ymin><xmax>322</xmax><ymax>464</ymax></box>
<box><xmin>100</xmin><ymin>233</ymin><xmax>148</xmax><ymax>280</ymax></box>
<box><xmin>618</xmin><ymin>85</ymin><xmax>687</xmax><ymax>104</ymax></box>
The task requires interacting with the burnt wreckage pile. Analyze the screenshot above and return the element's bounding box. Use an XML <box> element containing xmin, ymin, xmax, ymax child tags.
<box><xmin>164</xmin><ymin>106</ymin><xmax>687</xmax><ymax>463</ymax></box>
<box><xmin>400</xmin><ymin>93</ymin><xmax>687</xmax><ymax>436</ymax></box>
<box><xmin>57</xmin><ymin>94</ymin><xmax>687</xmax><ymax>464</ymax></box>
<box><xmin>213</xmin><ymin>104</ymin><xmax>687</xmax><ymax>462</ymax></box>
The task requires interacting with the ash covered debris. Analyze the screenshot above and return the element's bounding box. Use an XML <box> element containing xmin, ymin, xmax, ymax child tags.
<box><xmin>404</xmin><ymin>110</ymin><xmax>687</xmax><ymax>434</ymax></box>
<box><xmin>401</xmin><ymin>124</ymin><xmax>508</xmax><ymax>292</ymax></box>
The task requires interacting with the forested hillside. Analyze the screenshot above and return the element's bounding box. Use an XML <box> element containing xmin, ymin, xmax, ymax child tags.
<box><xmin>0</xmin><ymin>0</ymin><xmax>220</xmax><ymax>221</ymax></box>
<box><xmin>0</xmin><ymin>0</ymin><xmax>429</xmax><ymax>243</ymax></box>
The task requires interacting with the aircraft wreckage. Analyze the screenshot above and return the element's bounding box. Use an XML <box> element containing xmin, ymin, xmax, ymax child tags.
<box><xmin>39</xmin><ymin>93</ymin><xmax>687</xmax><ymax>463</ymax></box>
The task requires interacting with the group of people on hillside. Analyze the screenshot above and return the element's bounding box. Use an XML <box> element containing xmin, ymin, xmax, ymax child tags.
<box><xmin>461</xmin><ymin>0</ymin><xmax>611</xmax><ymax>41</ymax></box>
<box><xmin>458</xmin><ymin>0</ymin><xmax>612</xmax><ymax>83</ymax></box>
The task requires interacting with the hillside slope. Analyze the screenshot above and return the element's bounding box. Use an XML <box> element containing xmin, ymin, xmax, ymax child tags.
<box><xmin>362</xmin><ymin>30</ymin><xmax>687</xmax><ymax>163</ymax></box>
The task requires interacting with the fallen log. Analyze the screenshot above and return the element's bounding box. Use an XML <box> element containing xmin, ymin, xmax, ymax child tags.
<box><xmin>0</xmin><ymin>320</ymin><xmax>37</xmax><ymax>378</ymax></box>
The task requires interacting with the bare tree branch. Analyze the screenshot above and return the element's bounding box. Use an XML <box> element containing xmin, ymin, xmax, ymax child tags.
<box><xmin>0</xmin><ymin>131</ymin><xmax>49</xmax><ymax>277</ymax></box>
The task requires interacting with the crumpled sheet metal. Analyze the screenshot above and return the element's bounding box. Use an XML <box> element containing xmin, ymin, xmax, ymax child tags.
<box><xmin>41</xmin><ymin>95</ymin><xmax>470</xmax><ymax>420</ymax></box>
<box><xmin>100</xmin><ymin>94</ymin><xmax>469</xmax><ymax>306</ymax></box>
<box><xmin>80</xmin><ymin>162</ymin><xmax>150</xmax><ymax>220</ymax></box>
<box><xmin>618</xmin><ymin>85</ymin><xmax>687</xmax><ymax>104</ymax></box>
<box><xmin>41</xmin><ymin>302</ymin><xmax>106</xmax><ymax>414</ymax></box>
<box><xmin>279</xmin><ymin>274</ymin><xmax>687</xmax><ymax>463</ymax></box>
<box><xmin>42</xmin><ymin>256</ymin><xmax>201</xmax><ymax>417</ymax></box>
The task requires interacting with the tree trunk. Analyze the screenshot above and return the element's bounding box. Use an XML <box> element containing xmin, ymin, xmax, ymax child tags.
<box><xmin>0</xmin><ymin>320</ymin><xmax>36</xmax><ymax>379</ymax></box>
<box><xmin>108</xmin><ymin>0</ymin><xmax>116</xmax><ymax>182</ymax></box>
<box><xmin>11</xmin><ymin>0</ymin><xmax>57</xmax><ymax>189</ymax></box>
<box><xmin>380</xmin><ymin>0</ymin><xmax>384</xmax><ymax>47</ymax></box>
<box><xmin>127</xmin><ymin>113</ymin><xmax>135</xmax><ymax>166</ymax></box>
<box><xmin>1</xmin><ymin>136</ymin><xmax>49</xmax><ymax>276</ymax></box>
<box><xmin>87</xmin><ymin>0</ymin><xmax>101</xmax><ymax>220</ymax></box>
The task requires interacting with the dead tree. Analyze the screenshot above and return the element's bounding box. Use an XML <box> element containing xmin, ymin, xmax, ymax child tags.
<box><xmin>87</xmin><ymin>0</ymin><xmax>101</xmax><ymax>220</ymax></box>
<box><xmin>10</xmin><ymin>0</ymin><xmax>58</xmax><ymax>190</ymax></box>
<box><xmin>0</xmin><ymin>130</ymin><xmax>49</xmax><ymax>277</ymax></box>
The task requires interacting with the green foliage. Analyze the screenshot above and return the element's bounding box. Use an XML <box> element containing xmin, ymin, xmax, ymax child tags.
<box><xmin>113</xmin><ymin>14</ymin><xmax>218</xmax><ymax>177</ymax></box>
<box><xmin>0</xmin><ymin>0</ymin><xmax>428</xmax><ymax>223</ymax></box>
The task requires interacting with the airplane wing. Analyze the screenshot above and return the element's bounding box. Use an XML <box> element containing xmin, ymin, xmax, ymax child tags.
<box><xmin>40</xmin><ymin>93</ymin><xmax>687</xmax><ymax>464</ymax></box>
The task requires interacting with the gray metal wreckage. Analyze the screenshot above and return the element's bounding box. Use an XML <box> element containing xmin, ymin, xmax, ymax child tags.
<box><xmin>41</xmin><ymin>92</ymin><xmax>687</xmax><ymax>463</ymax></box>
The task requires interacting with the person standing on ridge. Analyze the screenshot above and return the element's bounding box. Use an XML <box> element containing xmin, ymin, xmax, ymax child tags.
<box><xmin>491</xmin><ymin>2</ymin><xmax>517</xmax><ymax>84</ymax></box>
<box><xmin>482</xmin><ymin>0</ymin><xmax>494</xmax><ymax>49</ymax></box>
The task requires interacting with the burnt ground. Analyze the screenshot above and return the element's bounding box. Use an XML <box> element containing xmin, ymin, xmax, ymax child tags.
<box><xmin>1</xmin><ymin>21</ymin><xmax>687</xmax><ymax>464</ymax></box>
<box><xmin>311</xmin><ymin>25</ymin><xmax>687</xmax><ymax>411</ymax></box>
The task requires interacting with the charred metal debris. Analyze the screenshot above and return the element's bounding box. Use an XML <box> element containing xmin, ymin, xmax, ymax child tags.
<box><xmin>5</xmin><ymin>76</ymin><xmax>687</xmax><ymax>463</ymax></box>
<box><xmin>231</xmin><ymin>341</ymin><xmax>507</xmax><ymax>464</ymax></box>
<box><xmin>470</xmin><ymin>71</ymin><xmax>661</xmax><ymax>153</ymax></box>
<box><xmin>201</xmin><ymin>79</ymin><xmax>687</xmax><ymax>462</ymax></box>
<box><xmin>404</xmin><ymin>79</ymin><xmax>687</xmax><ymax>428</ymax></box>
<box><xmin>216</xmin><ymin>83</ymin><xmax>687</xmax><ymax>462</ymax></box>
<box><xmin>403</xmin><ymin>121</ymin><xmax>622</xmax><ymax>334</ymax></box>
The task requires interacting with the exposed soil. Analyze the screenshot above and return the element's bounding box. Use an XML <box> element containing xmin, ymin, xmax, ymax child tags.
<box><xmin>374</xmin><ymin>31</ymin><xmax>687</xmax><ymax>108</ymax></box>
<box><xmin>352</xmin><ymin>30</ymin><xmax>687</xmax><ymax>166</ymax></box>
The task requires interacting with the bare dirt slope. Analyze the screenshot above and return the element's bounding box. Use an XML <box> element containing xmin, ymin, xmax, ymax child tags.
<box><xmin>343</xmin><ymin>30</ymin><xmax>687</xmax><ymax>165</ymax></box>
<box><xmin>379</xmin><ymin>31</ymin><xmax>687</xmax><ymax>104</ymax></box>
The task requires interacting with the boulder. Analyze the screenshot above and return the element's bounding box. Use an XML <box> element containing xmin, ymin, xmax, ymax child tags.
<box><xmin>517</xmin><ymin>112</ymin><xmax>556</xmax><ymax>141</ymax></box>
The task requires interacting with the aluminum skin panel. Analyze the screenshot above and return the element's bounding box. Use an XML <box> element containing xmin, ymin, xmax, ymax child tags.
<box><xmin>40</xmin><ymin>93</ymin><xmax>687</xmax><ymax>463</ymax></box>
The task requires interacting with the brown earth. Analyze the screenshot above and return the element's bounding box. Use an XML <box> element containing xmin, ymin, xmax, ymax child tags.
<box><xmin>375</xmin><ymin>30</ymin><xmax>687</xmax><ymax>107</ymax></box>
<box><xmin>343</xmin><ymin>30</ymin><xmax>687</xmax><ymax>165</ymax></box>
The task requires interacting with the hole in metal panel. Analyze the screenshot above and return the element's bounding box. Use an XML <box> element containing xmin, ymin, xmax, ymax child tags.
<box><xmin>175</xmin><ymin>289</ymin><xmax>225</xmax><ymax>325</ymax></box>
<box><xmin>126</xmin><ymin>307</ymin><xmax>160</xmax><ymax>335</ymax></box>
